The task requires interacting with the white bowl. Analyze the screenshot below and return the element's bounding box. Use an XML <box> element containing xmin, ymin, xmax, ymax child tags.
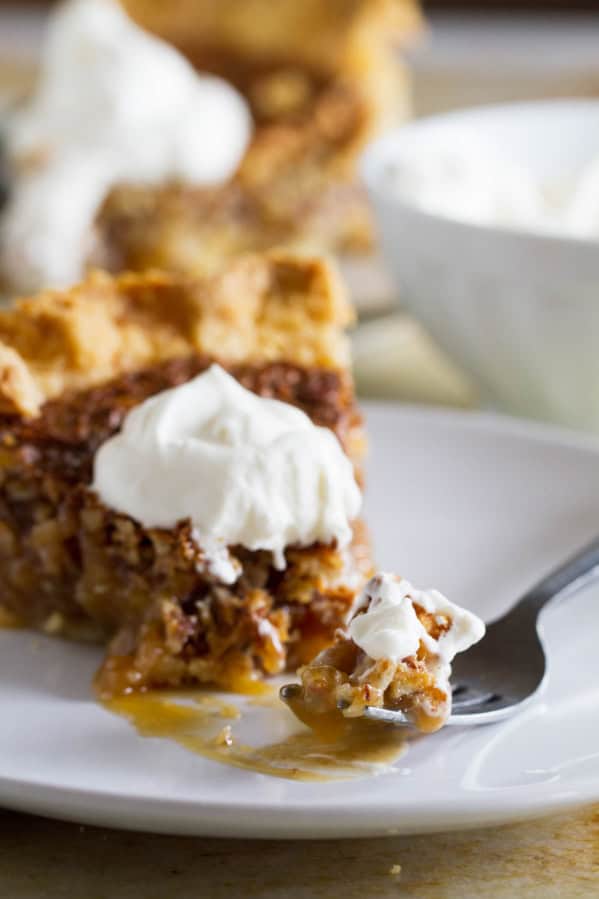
<box><xmin>361</xmin><ymin>99</ymin><xmax>599</xmax><ymax>431</ymax></box>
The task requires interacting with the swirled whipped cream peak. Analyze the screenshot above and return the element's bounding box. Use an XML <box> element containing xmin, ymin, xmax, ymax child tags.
<box><xmin>1</xmin><ymin>0</ymin><xmax>252</xmax><ymax>294</ymax></box>
<box><xmin>92</xmin><ymin>365</ymin><xmax>362</xmax><ymax>579</ymax></box>
<box><xmin>349</xmin><ymin>573</ymin><xmax>485</xmax><ymax>668</ymax></box>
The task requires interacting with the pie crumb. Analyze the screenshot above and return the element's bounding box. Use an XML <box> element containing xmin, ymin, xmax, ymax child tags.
<box><xmin>213</xmin><ymin>726</ymin><xmax>234</xmax><ymax>748</ymax></box>
<box><xmin>43</xmin><ymin>612</ymin><xmax>65</xmax><ymax>635</ymax></box>
<box><xmin>389</xmin><ymin>864</ymin><xmax>402</xmax><ymax>877</ymax></box>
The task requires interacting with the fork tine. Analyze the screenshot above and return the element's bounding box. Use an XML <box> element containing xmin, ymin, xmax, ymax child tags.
<box><xmin>362</xmin><ymin>706</ymin><xmax>414</xmax><ymax>727</ymax></box>
<box><xmin>451</xmin><ymin>688</ymin><xmax>503</xmax><ymax>709</ymax></box>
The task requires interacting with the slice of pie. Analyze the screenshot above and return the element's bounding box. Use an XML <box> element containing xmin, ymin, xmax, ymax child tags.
<box><xmin>94</xmin><ymin>0</ymin><xmax>421</xmax><ymax>276</ymax></box>
<box><xmin>283</xmin><ymin>572</ymin><xmax>485</xmax><ymax>733</ymax></box>
<box><xmin>0</xmin><ymin>252</ymin><xmax>373</xmax><ymax>696</ymax></box>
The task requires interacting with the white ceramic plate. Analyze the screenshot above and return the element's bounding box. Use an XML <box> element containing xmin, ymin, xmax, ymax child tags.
<box><xmin>1</xmin><ymin>404</ymin><xmax>599</xmax><ymax>838</ymax></box>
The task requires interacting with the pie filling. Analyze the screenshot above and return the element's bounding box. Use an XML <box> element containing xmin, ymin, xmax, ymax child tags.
<box><xmin>92</xmin><ymin>176</ymin><xmax>373</xmax><ymax>282</ymax></box>
<box><xmin>0</xmin><ymin>356</ymin><xmax>371</xmax><ymax>696</ymax></box>
<box><xmin>286</xmin><ymin>618</ymin><xmax>452</xmax><ymax>735</ymax></box>
<box><xmin>283</xmin><ymin>573</ymin><xmax>486</xmax><ymax>734</ymax></box>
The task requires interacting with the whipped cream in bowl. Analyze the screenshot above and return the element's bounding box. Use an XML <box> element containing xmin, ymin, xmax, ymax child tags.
<box><xmin>361</xmin><ymin>99</ymin><xmax>599</xmax><ymax>432</ymax></box>
<box><xmin>381</xmin><ymin>136</ymin><xmax>599</xmax><ymax>241</ymax></box>
<box><xmin>92</xmin><ymin>365</ymin><xmax>362</xmax><ymax>582</ymax></box>
<box><xmin>0</xmin><ymin>0</ymin><xmax>252</xmax><ymax>294</ymax></box>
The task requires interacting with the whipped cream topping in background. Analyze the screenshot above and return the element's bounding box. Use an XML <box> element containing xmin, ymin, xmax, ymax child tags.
<box><xmin>387</xmin><ymin>136</ymin><xmax>599</xmax><ymax>240</ymax></box>
<box><xmin>349</xmin><ymin>573</ymin><xmax>485</xmax><ymax>702</ymax></box>
<box><xmin>93</xmin><ymin>365</ymin><xmax>362</xmax><ymax>581</ymax></box>
<box><xmin>1</xmin><ymin>0</ymin><xmax>252</xmax><ymax>294</ymax></box>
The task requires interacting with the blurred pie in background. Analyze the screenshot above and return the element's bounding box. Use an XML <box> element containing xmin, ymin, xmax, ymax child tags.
<box><xmin>99</xmin><ymin>0</ymin><xmax>421</xmax><ymax>275</ymax></box>
<box><xmin>0</xmin><ymin>0</ymin><xmax>420</xmax><ymax>296</ymax></box>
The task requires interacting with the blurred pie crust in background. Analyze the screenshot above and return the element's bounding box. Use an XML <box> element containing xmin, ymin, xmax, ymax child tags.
<box><xmin>88</xmin><ymin>0</ymin><xmax>422</xmax><ymax>280</ymax></box>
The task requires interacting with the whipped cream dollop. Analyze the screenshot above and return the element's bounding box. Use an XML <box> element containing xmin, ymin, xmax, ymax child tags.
<box><xmin>349</xmin><ymin>572</ymin><xmax>485</xmax><ymax>669</ymax></box>
<box><xmin>1</xmin><ymin>0</ymin><xmax>251</xmax><ymax>294</ymax></box>
<box><xmin>387</xmin><ymin>136</ymin><xmax>599</xmax><ymax>240</ymax></box>
<box><xmin>92</xmin><ymin>365</ymin><xmax>362</xmax><ymax>580</ymax></box>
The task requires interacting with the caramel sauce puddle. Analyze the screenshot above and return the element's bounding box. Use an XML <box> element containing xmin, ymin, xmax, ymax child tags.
<box><xmin>1</xmin><ymin>613</ymin><xmax>406</xmax><ymax>779</ymax></box>
<box><xmin>103</xmin><ymin>684</ymin><xmax>407</xmax><ymax>782</ymax></box>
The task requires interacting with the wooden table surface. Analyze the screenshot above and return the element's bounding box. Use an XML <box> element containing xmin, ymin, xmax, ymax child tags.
<box><xmin>1</xmin><ymin>11</ymin><xmax>598</xmax><ymax>898</ymax></box>
<box><xmin>1</xmin><ymin>806</ymin><xmax>597</xmax><ymax>898</ymax></box>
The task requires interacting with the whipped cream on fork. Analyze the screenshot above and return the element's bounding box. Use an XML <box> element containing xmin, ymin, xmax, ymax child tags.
<box><xmin>349</xmin><ymin>572</ymin><xmax>485</xmax><ymax>692</ymax></box>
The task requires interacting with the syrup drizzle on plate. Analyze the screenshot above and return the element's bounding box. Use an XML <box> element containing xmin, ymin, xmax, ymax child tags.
<box><xmin>103</xmin><ymin>685</ymin><xmax>407</xmax><ymax>782</ymax></box>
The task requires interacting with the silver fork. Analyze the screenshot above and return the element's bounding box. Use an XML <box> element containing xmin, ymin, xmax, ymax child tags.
<box><xmin>361</xmin><ymin>536</ymin><xmax>599</xmax><ymax>728</ymax></box>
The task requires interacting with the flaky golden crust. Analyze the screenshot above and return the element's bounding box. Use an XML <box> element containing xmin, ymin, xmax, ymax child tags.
<box><xmin>0</xmin><ymin>252</ymin><xmax>353</xmax><ymax>417</ymax></box>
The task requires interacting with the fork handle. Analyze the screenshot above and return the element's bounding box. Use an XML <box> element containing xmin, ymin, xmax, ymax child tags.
<box><xmin>518</xmin><ymin>535</ymin><xmax>599</xmax><ymax>615</ymax></box>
